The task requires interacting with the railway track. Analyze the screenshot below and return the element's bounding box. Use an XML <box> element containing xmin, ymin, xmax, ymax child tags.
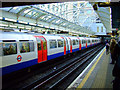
<box><xmin>21</xmin><ymin>45</ymin><xmax>104</xmax><ymax>90</ymax></box>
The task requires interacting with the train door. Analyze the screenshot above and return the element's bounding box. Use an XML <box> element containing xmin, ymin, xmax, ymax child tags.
<box><xmin>40</xmin><ymin>37</ymin><xmax>47</xmax><ymax>61</ymax></box>
<box><xmin>68</xmin><ymin>37</ymin><xmax>72</xmax><ymax>53</ymax></box>
<box><xmin>61</xmin><ymin>37</ymin><xmax>66</xmax><ymax>55</ymax></box>
<box><xmin>65</xmin><ymin>38</ymin><xmax>69</xmax><ymax>54</ymax></box>
<box><xmin>85</xmin><ymin>38</ymin><xmax>87</xmax><ymax>48</ymax></box>
<box><xmin>90</xmin><ymin>39</ymin><xmax>92</xmax><ymax>46</ymax></box>
<box><xmin>77</xmin><ymin>37</ymin><xmax>81</xmax><ymax>50</ymax></box>
<box><xmin>35</xmin><ymin>36</ymin><xmax>47</xmax><ymax>63</ymax></box>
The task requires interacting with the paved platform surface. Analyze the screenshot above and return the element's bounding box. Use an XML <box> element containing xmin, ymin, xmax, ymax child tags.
<box><xmin>67</xmin><ymin>47</ymin><xmax>115</xmax><ymax>90</ymax></box>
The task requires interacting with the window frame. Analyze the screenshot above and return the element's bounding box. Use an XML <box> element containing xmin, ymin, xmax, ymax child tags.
<box><xmin>57</xmin><ymin>39</ymin><xmax>64</xmax><ymax>48</ymax></box>
<box><xmin>2</xmin><ymin>42</ymin><xmax>17</xmax><ymax>56</ymax></box>
<box><xmin>49</xmin><ymin>39</ymin><xmax>57</xmax><ymax>49</ymax></box>
<box><xmin>19</xmin><ymin>40</ymin><xmax>34</xmax><ymax>53</ymax></box>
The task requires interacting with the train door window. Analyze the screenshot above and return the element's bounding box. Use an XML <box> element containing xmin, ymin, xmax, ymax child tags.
<box><xmin>88</xmin><ymin>40</ymin><xmax>90</xmax><ymax>43</ymax></box>
<box><xmin>76</xmin><ymin>39</ymin><xmax>78</xmax><ymax>45</ymax></box>
<box><xmin>73</xmin><ymin>40</ymin><xmax>76</xmax><ymax>45</ymax></box>
<box><xmin>57</xmin><ymin>39</ymin><xmax>63</xmax><ymax>47</ymax></box>
<box><xmin>3</xmin><ymin>43</ymin><xmax>17</xmax><ymax>56</ymax></box>
<box><xmin>82</xmin><ymin>40</ymin><xmax>83</xmax><ymax>44</ymax></box>
<box><xmin>41</xmin><ymin>38</ymin><xmax>46</xmax><ymax>50</ymax></box>
<box><xmin>36</xmin><ymin>37</ymin><xmax>41</xmax><ymax>50</ymax></box>
<box><xmin>0</xmin><ymin>43</ymin><xmax>2</xmax><ymax>56</ymax></box>
<box><xmin>82</xmin><ymin>40</ymin><xmax>84</xmax><ymax>44</ymax></box>
<box><xmin>19</xmin><ymin>41</ymin><xmax>30</xmax><ymax>53</ymax></box>
<box><xmin>37</xmin><ymin>43</ymin><xmax>41</xmax><ymax>50</ymax></box>
<box><xmin>49</xmin><ymin>40</ymin><xmax>57</xmax><ymax>49</ymax></box>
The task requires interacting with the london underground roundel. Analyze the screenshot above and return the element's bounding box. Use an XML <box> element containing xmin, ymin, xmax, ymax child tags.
<box><xmin>17</xmin><ymin>55</ymin><xmax>22</xmax><ymax>62</ymax></box>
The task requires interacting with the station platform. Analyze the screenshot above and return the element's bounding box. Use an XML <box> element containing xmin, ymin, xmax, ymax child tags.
<box><xmin>67</xmin><ymin>47</ymin><xmax>115</xmax><ymax>89</ymax></box>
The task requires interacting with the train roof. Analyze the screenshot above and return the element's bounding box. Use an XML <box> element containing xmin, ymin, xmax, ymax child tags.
<box><xmin>0</xmin><ymin>31</ymin><xmax>100</xmax><ymax>41</ymax></box>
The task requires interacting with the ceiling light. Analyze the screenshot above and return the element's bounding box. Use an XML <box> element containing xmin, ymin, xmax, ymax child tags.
<box><xmin>0</xmin><ymin>23</ymin><xmax>8</xmax><ymax>27</ymax></box>
<box><xmin>5</xmin><ymin>18</ymin><xmax>16</xmax><ymax>22</ymax></box>
<box><xmin>29</xmin><ymin>23</ymin><xmax>36</xmax><ymax>26</ymax></box>
<box><xmin>19</xmin><ymin>21</ymin><xmax>28</xmax><ymax>24</ymax></box>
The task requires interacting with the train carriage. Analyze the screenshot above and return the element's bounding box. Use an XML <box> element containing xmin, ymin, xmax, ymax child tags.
<box><xmin>80</xmin><ymin>37</ymin><xmax>86</xmax><ymax>49</ymax></box>
<box><xmin>85</xmin><ymin>37</ymin><xmax>92</xmax><ymax>48</ymax></box>
<box><xmin>68</xmin><ymin>36</ymin><xmax>79</xmax><ymax>53</ymax></box>
<box><xmin>0</xmin><ymin>32</ymin><xmax>37</xmax><ymax>75</ymax></box>
<box><xmin>0</xmin><ymin>31</ymin><xmax>101</xmax><ymax>76</ymax></box>
<box><xmin>44</xmin><ymin>35</ymin><xmax>65</xmax><ymax>60</ymax></box>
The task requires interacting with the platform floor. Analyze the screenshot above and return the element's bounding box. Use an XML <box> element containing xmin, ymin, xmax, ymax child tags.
<box><xmin>67</xmin><ymin>47</ymin><xmax>115</xmax><ymax>89</ymax></box>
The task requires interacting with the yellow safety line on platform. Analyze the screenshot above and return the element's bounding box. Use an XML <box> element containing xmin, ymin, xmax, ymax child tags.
<box><xmin>76</xmin><ymin>48</ymin><xmax>106</xmax><ymax>89</ymax></box>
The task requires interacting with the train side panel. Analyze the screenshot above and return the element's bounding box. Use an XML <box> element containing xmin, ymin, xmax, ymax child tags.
<box><xmin>0</xmin><ymin>32</ymin><xmax>37</xmax><ymax>75</ymax></box>
<box><xmin>44</xmin><ymin>35</ymin><xmax>64</xmax><ymax>60</ymax></box>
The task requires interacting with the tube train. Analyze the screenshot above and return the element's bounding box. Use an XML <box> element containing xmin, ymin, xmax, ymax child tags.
<box><xmin>0</xmin><ymin>31</ymin><xmax>101</xmax><ymax>75</ymax></box>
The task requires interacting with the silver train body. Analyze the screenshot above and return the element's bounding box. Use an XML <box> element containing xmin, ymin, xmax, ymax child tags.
<box><xmin>0</xmin><ymin>32</ymin><xmax>101</xmax><ymax>75</ymax></box>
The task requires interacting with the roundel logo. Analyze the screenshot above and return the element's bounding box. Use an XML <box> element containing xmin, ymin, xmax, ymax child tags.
<box><xmin>17</xmin><ymin>55</ymin><xmax>22</xmax><ymax>62</ymax></box>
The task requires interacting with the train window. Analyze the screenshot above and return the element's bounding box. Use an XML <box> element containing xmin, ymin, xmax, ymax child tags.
<box><xmin>41</xmin><ymin>38</ymin><xmax>46</xmax><ymax>50</ymax></box>
<box><xmin>3</xmin><ymin>43</ymin><xmax>17</xmax><ymax>56</ymax></box>
<box><xmin>76</xmin><ymin>40</ymin><xmax>79</xmax><ymax>45</ymax></box>
<box><xmin>57</xmin><ymin>39</ymin><xmax>63</xmax><ymax>47</ymax></box>
<box><xmin>49</xmin><ymin>40</ymin><xmax>57</xmax><ymax>49</ymax></box>
<box><xmin>82</xmin><ymin>40</ymin><xmax>84</xmax><ymax>44</ymax></box>
<box><xmin>29</xmin><ymin>42</ymin><xmax>34</xmax><ymax>51</ymax></box>
<box><xmin>0</xmin><ymin>43</ymin><xmax>2</xmax><ymax>56</ymax></box>
<box><xmin>20</xmin><ymin>42</ymin><xmax>30</xmax><ymax>53</ymax></box>
<box><xmin>37</xmin><ymin>43</ymin><xmax>41</xmax><ymax>50</ymax></box>
<box><xmin>36</xmin><ymin>37</ymin><xmax>41</xmax><ymax>50</ymax></box>
<box><xmin>73</xmin><ymin>40</ymin><xmax>76</xmax><ymax>45</ymax></box>
<box><xmin>88</xmin><ymin>40</ymin><xmax>90</xmax><ymax>43</ymax></box>
<box><xmin>82</xmin><ymin>40</ymin><xmax>85</xmax><ymax>44</ymax></box>
<box><xmin>3</xmin><ymin>40</ymin><xmax>16</xmax><ymax>42</ymax></box>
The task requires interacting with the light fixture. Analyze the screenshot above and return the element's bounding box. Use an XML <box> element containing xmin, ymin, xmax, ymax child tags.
<box><xmin>29</xmin><ymin>23</ymin><xmax>36</xmax><ymax>26</ymax></box>
<box><xmin>9</xmin><ymin>25</ymin><xmax>17</xmax><ymax>28</ymax></box>
<box><xmin>0</xmin><ymin>17</ymin><xmax>2</xmax><ymax>20</ymax></box>
<box><xmin>0</xmin><ymin>23</ymin><xmax>8</xmax><ymax>27</ymax></box>
<box><xmin>38</xmin><ymin>24</ymin><xmax>43</xmax><ymax>27</ymax></box>
<box><xmin>5</xmin><ymin>18</ymin><xmax>16</xmax><ymax>22</ymax></box>
<box><xmin>19</xmin><ymin>21</ymin><xmax>28</xmax><ymax>24</ymax></box>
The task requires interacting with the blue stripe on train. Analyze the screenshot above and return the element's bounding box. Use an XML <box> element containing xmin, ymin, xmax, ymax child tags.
<box><xmin>87</xmin><ymin>45</ymin><xmax>91</xmax><ymax>48</ymax></box>
<box><xmin>47</xmin><ymin>52</ymin><xmax>64</xmax><ymax>60</ymax></box>
<box><xmin>66</xmin><ymin>51</ymin><xmax>69</xmax><ymax>54</ymax></box>
<box><xmin>2</xmin><ymin>59</ymin><xmax>38</xmax><ymax>75</ymax></box>
<box><xmin>81</xmin><ymin>46</ymin><xmax>86</xmax><ymax>49</ymax></box>
<box><xmin>2</xmin><ymin>46</ymin><xmax>93</xmax><ymax>75</ymax></box>
<box><xmin>72</xmin><ymin>48</ymin><xmax>79</xmax><ymax>52</ymax></box>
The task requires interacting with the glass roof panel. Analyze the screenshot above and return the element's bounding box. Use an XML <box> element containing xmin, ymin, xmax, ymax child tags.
<box><xmin>31</xmin><ymin>13</ymin><xmax>39</xmax><ymax>19</ymax></box>
<box><xmin>0</xmin><ymin>1</ymin><xmax>100</xmax><ymax>34</ymax></box>
<box><xmin>25</xmin><ymin>10</ymin><xmax>36</xmax><ymax>17</ymax></box>
<box><xmin>47</xmin><ymin>17</ymin><xmax>56</xmax><ymax>23</ymax></box>
<box><xmin>20</xmin><ymin>8</ymin><xmax>32</xmax><ymax>16</ymax></box>
<box><xmin>0</xmin><ymin>7</ymin><xmax>12</xmax><ymax>11</ymax></box>
<box><xmin>10</xmin><ymin>6</ymin><xmax>28</xmax><ymax>13</ymax></box>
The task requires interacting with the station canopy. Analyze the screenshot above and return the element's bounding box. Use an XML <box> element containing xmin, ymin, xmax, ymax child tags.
<box><xmin>0</xmin><ymin>1</ymin><xmax>100</xmax><ymax>35</ymax></box>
